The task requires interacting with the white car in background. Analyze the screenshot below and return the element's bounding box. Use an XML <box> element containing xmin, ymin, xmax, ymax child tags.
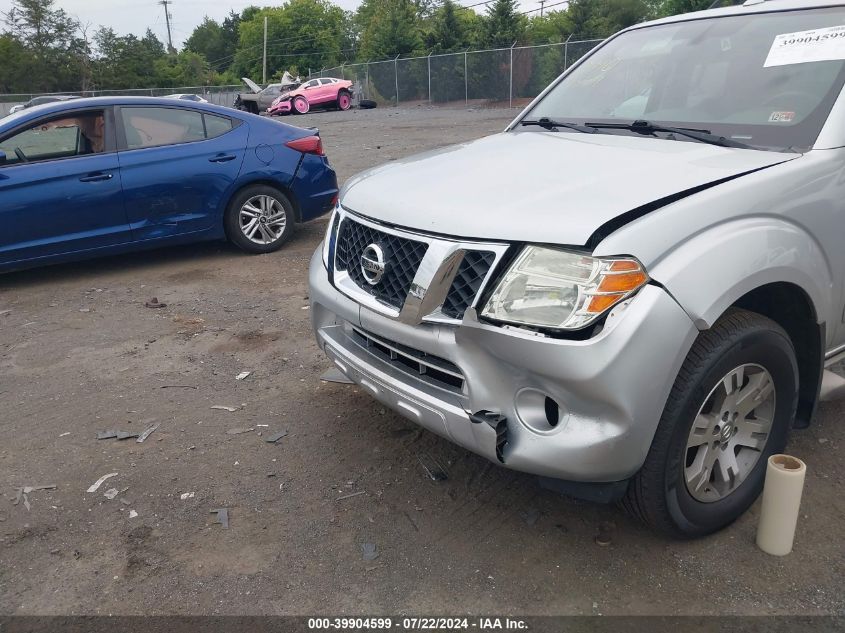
<box><xmin>163</xmin><ymin>94</ymin><xmax>208</xmax><ymax>103</ymax></box>
<box><xmin>8</xmin><ymin>94</ymin><xmax>81</xmax><ymax>116</ymax></box>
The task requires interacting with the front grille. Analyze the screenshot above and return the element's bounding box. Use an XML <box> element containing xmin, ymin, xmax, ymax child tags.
<box><xmin>350</xmin><ymin>327</ymin><xmax>464</xmax><ymax>393</ymax></box>
<box><xmin>441</xmin><ymin>250</ymin><xmax>496</xmax><ymax>319</ymax></box>
<box><xmin>335</xmin><ymin>218</ymin><xmax>428</xmax><ymax>310</ymax></box>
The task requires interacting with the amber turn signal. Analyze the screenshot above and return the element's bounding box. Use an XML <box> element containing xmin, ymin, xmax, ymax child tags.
<box><xmin>585</xmin><ymin>260</ymin><xmax>649</xmax><ymax>314</ymax></box>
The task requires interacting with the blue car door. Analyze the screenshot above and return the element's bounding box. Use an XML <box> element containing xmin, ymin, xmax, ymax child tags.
<box><xmin>116</xmin><ymin>106</ymin><xmax>247</xmax><ymax>241</ymax></box>
<box><xmin>0</xmin><ymin>107</ymin><xmax>129</xmax><ymax>266</ymax></box>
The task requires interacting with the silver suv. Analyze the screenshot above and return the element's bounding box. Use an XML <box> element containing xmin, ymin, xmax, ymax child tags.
<box><xmin>310</xmin><ymin>0</ymin><xmax>845</xmax><ymax>537</ymax></box>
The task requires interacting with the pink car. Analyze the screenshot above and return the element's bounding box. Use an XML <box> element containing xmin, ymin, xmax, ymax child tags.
<box><xmin>268</xmin><ymin>77</ymin><xmax>353</xmax><ymax>115</ymax></box>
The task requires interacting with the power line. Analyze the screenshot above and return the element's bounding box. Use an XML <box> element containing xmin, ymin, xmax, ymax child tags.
<box><xmin>230</xmin><ymin>47</ymin><xmax>358</xmax><ymax>71</ymax></box>
<box><xmin>205</xmin><ymin>33</ymin><xmax>331</xmax><ymax>68</ymax></box>
<box><xmin>521</xmin><ymin>0</ymin><xmax>569</xmax><ymax>14</ymax></box>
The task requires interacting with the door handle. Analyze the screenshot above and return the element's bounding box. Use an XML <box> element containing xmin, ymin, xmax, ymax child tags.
<box><xmin>79</xmin><ymin>172</ymin><xmax>113</xmax><ymax>182</ymax></box>
<box><xmin>209</xmin><ymin>154</ymin><xmax>237</xmax><ymax>163</ymax></box>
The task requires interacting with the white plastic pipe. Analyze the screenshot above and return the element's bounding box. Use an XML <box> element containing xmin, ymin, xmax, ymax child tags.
<box><xmin>756</xmin><ymin>454</ymin><xmax>806</xmax><ymax>556</ymax></box>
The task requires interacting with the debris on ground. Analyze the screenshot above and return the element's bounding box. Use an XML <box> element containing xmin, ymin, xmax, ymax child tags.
<box><xmin>226</xmin><ymin>427</ymin><xmax>254</xmax><ymax>435</ymax></box>
<box><xmin>265</xmin><ymin>430</ymin><xmax>288</xmax><ymax>444</ymax></box>
<box><xmin>210</xmin><ymin>405</ymin><xmax>240</xmax><ymax>412</ymax></box>
<box><xmin>86</xmin><ymin>473</ymin><xmax>118</xmax><ymax>493</ymax></box>
<box><xmin>336</xmin><ymin>490</ymin><xmax>366</xmax><ymax>501</ymax></box>
<box><xmin>519</xmin><ymin>508</ymin><xmax>540</xmax><ymax>526</ymax></box>
<box><xmin>595</xmin><ymin>521</ymin><xmax>615</xmax><ymax>547</ymax></box>
<box><xmin>160</xmin><ymin>385</ymin><xmax>197</xmax><ymax>390</ymax></box>
<box><xmin>144</xmin><ymin>297</ymin><xmax>167</xmax><ymax>309</ymax></box>
<box><xmin>96</xmin><ymin>430</ymin><xmax>139</xmax><ymax>441</ymax></box>
<box><xmin>210</xmin><ymin>508</ymin><xmax>229</xmax><ymax>529</ymax></box>
<box><xmin>320</xmin><ymin>368</ymin><xmax>354</xmax><ymax>384</ymax></box>
<box><xmin>129</xmin><ymin>510</ymin><xmax>138</xmax><ymax>518</ymax></box>
<box><xmin>236</xmin><ymin>371</ymin><xmax>252</xmax><ymax>381</ymax></box>
<box><xmin>136</xmin><ymin>424</ymin><xmax>159</xmax><ymax>443</ymax></box>
<box><xmin>0</xmin><ymin>309</ymin><xmax>11</xmax><ymax>317</ymax></box>
<box><xmin>417</xmin><ymin>453</ymin><xmax>449</xmax><ymax>482</ymax></box>
<box><xmin>103</xmin><ymin>488</ymin><xmax>119</xmax><ymax>500</ymax></box>
<box><xmin>12</xmin><ymin>484</ymin><xmax>57</xmax><ymax>511</ymax></box>
<box><xmin>58</xmin><ymin>432</ymin><xmax>71</xmax><ymax>437</ymax></box>
<box><xmin>361</xmin><ymin>542</ymin><xmax>379</xmax><ymax>561</ymax></box>
<box><xmin>180</xmin><ymin>492</ymin><xmax>195</xmax><ymax>500</ymax></box>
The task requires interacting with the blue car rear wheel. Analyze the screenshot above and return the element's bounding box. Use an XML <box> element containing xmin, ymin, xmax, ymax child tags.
<box><xmin>225</xmin><ymin>185</ymin><xmax>295</xmax><ymax>254</ymax></box>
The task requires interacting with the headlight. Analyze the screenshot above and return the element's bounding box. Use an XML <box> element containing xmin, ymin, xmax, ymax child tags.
<box><xmin>321</xmin><ymin>206</ymin><xmax>341</xmax><ymax>269</ymax></box>
<box><xmin>481</xmin><ymin>246</ymin><xmax>648</xmax><ymax>330</ymax></box>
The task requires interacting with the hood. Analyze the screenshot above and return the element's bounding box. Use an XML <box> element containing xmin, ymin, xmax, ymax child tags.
<box><xmin>280</xmin><ymin>71</ymin><xmax>300</xmax><ymax>86</ymax></box>
<box><xmin>241</xmin><ymin>77</ymin><xmax>261</xmax><ymax>93</ymax></box>
<box><xmin>340</xmin><ymin>131</ymin><xmax>798</xmax><ymax>245</ymax></box>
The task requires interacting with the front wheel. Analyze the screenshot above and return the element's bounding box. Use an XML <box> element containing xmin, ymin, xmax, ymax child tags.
<box><xmin>224</xmin><ymin>185</ymin><xmax>296</xmax><ymax>254</ymax></box>
<box><xmin>337</xmin><ymin>89</ymin><xmax>352</xmax><ymax>111</ymax></box>
<box><xmin>292</xmin><ymin>96</ymin><xmax>309</xmax><ymax>114</ymax></box>
<box><xmin>623</xmin><ymin>309</ymin><xmax>798</xmax><ymax>538</ymax></box>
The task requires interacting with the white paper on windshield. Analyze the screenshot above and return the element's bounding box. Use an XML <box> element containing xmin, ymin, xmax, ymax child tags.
<box><xmin>765</xmin><ymin>25</ymin><xmax>845</xmax><ymax>67</ymax></box>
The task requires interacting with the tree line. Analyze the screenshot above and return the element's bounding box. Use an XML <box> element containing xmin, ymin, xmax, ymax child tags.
<box><xmin>1</xmin><ymin>0</ymin><xmax>733</xmax><ymax>94</ymax></box>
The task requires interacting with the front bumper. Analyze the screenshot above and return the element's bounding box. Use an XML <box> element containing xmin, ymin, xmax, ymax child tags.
<box><xmin>268</xmin><ymin>100</ymin><xmax>292</xmax><ymax>115</ymax></box>
<box><xmin>309</xmin><ymin>247</ymin><xmax>698</xmax><ymax>482</ymax></box>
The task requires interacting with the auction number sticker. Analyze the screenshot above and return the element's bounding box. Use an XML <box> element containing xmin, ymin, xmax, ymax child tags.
<box><xmin>765</xmin><ymin>25</ymin><xmax>845</xmax><ymax>67</ymax></box>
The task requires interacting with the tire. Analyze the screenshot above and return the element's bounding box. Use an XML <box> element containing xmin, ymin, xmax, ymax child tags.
<box><xmin>224</xmin><ymin>185</ymin><xmax>296</xmax><ymax>254</ymax></box>
<box><xmin>623</xmin><ymin>308</ymin><xmax>798</xmax><ymax>538</ymax></box>
<box><xmin>359</xmin><ymin>99</ymin><xmax>377</xmax><ymax>109</ymax></box>
<box><xmin>337</xmin><ymin>89</ymin><xmax>352</xmax><ymax>111</ymax></box>
<box><xmin>292</xmin><ymin>96</ymin><xmax>309</xmax><ymax>114</ymax></box>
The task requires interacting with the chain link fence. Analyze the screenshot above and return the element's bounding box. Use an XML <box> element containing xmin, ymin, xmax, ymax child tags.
<box><xmin>0</xmin><ymin>39</ymin><xmax>603</xmax><ymax>117</ymax></box>
<box><xmin>0</xmin><ymin>85</ymin><xmax>241</xmax><ymax>117</ymax></box>
<box><xmin>314</xmin><ymin>39</ymin><xmax>603</xmax><ymax>108</ymax></box>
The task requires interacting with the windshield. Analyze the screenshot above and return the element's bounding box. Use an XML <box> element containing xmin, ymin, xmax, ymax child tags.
<box><xmin>526</xmin><ymin>8</ymin><xmax>845</xmax><ymax>151</ymax></box>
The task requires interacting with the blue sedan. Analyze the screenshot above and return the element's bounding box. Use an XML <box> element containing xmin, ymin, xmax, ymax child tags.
<box><xmin>0</xmin><ymin>97</ymin><xmax>338</xmax><ymax>272</ymax></box>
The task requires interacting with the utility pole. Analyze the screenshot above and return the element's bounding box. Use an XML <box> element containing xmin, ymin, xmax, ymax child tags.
<box><xmin>262</xmin><ymin>16</ymin><xmax>268</xmax><ymax>85</ymax></box>
<box><xmin>158</xmin><ymin>0</ymin><xmax>175</xmax><ymax>53</ymax></box>
<box><xmin>538</xmin><ymin>0</ymin><xmax>546</xmax><ymax>16</ymax></box>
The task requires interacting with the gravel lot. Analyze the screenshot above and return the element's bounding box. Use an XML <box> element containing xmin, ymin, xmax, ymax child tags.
<box><xmin>0</xmin><ymin>106</ymin><xmax>843</xmax><ymax>617</ymax></box>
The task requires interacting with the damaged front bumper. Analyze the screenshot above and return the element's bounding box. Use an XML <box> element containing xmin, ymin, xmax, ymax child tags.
<box><xmin>268</xmin><ymin>98</ymin><xmax>292</xmax><ymax>115</ymax></box>
<box><xmin>309</xmin><ymin>246</ymin><xmax>698</xmax><ymax>487</ymax></box>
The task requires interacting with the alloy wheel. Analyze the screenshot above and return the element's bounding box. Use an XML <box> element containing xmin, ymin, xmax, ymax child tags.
<box><xmin>293</xmin><ymin>97</ymin><xmax>309</xmax><ymax>114</ymax></box>
<box><xmin>239</xmin><ymin>195</ymin><xmax>287</xmax><ymax>245</ymax></box>
<box><xmin>683</xmin><ymin>363</ymin><xmax>776</xmax><ymax>503</ymax></box>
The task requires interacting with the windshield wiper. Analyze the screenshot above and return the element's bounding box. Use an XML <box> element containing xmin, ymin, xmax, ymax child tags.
<box><xmin>584</xmin><ymin>119</ymin><xmax>753</xmax><ymax>150</ymax></box>
<box><xmin>520</xmin><ymin>117</ymin><xmax>599</xmax><ymax>134</ymax></box>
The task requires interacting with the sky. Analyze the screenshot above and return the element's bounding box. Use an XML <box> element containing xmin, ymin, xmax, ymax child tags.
<box><xmin>0</xmin><ymin>0</ymin><xmax>546</xmax><ymax>49</ymax></box>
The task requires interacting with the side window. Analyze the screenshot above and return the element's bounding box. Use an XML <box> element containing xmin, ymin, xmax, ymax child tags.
<box><xmin>319</xmin><ymin>79</ymin><xmax>332</xmax><ymax>85</ymax></box>
<box><xmin>204</xmin><ymin>114</ymin><xmax>233</xmax><ymax>139</ymax></box>
<box><xmin>120</xmin><ymin>107</ymin><xmax>206</xmax><ymax>149</ymax></box>
<box><xmin>304</xmin><ymin>80</ymin><xmax>319</xmax><ymax>89</ymax></box>
<box><xmin>0</xmin><ymin>110</ymin><xmax>106</xmax><ymax>166</ymax></box>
